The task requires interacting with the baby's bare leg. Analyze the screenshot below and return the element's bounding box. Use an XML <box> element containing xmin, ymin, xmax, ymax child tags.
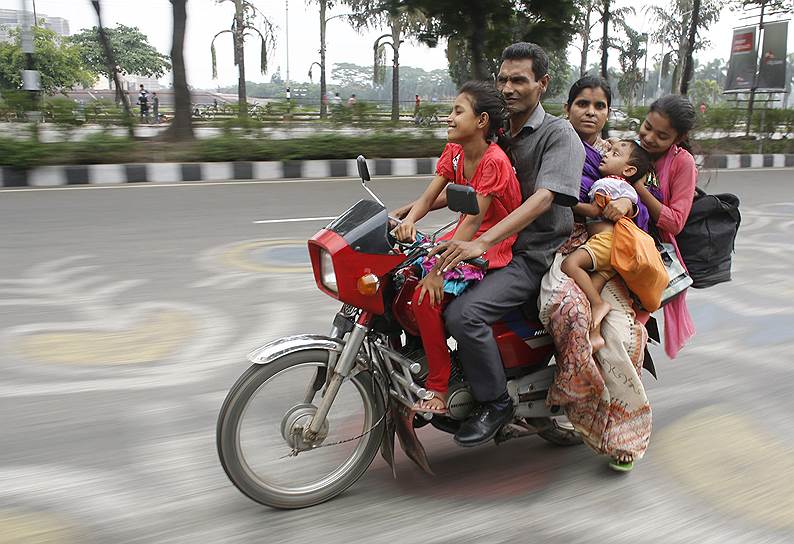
<box><xmin>561</xmin><ymin>250</ymin><xmax>612</xmax><ymax>352</ymax></box>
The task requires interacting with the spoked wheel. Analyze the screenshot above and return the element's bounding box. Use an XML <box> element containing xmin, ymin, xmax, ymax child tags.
<box><xmin>217</xmin><ymin>349</ymin><xmax>385</xmax><ymax>509</ymax></box>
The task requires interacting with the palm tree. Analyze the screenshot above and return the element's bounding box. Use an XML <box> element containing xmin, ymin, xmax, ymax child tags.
<box><xmin>647</xmin><ymin>0</ymin><xmax>722</xmax><ymax>93</ymax></box>
<box><xmin>600</xmin><ymin>0</ymin><xmax>611</xmax><ymax>79</ymax></box>
<box><xmin>211</xmin><ymin>0</ymin><xmax>275</xmax><ymax>118</ymax></box>
<box><xmin>679</xmin><ymin>0</ymin><xmax>701</xmax><ymax>95</ymax></box>
<box><xmin>347</xmin><ymin>1</ymin><xmax>426</xmax><ymax>122</ymax></box>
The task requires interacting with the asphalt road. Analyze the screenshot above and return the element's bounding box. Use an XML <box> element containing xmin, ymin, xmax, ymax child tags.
<box><xmin>0</xmin><ymin>169</ymin><xmax>793</xmax><ymax>543</ymax></box>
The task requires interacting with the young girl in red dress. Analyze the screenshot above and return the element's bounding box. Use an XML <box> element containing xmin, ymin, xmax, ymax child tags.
<box><xmin>394</xmin><ymin>81</ymin><xmax>522</xmax><ymax>413</ymax></box>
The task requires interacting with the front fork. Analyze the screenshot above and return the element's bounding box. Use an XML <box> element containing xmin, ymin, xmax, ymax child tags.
<box><xmin>304</xmin><ymin>312</ymin><xmax>371</xmax><ymax>439</ymax></box>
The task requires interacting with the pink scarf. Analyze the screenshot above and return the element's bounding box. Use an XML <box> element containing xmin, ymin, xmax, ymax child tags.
<box><xmin>654</xmin><ymin>145</ymin><xmax>697</xmax><ymax>358</ymax></box>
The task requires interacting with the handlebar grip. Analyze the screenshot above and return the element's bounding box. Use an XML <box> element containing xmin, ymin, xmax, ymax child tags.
<box><xmin>465</xmin><ymin>257</ymin><xmax>489</xmax><ymax>270</ymax></box>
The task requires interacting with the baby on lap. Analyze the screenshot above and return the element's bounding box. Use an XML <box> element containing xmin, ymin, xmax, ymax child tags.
<box><xmin>561</xmin><ymin>139</ymin><xmax>652</xmax><ymax>351</ymax></box>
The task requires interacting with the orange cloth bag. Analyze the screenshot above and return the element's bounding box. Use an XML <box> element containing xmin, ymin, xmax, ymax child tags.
<box><xmin>610</xmin><ymin>217</ymin><xmax>668</xmax><ymax>312</ymax></box>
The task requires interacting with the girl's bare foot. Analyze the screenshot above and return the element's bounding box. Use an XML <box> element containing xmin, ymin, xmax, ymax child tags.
<box><xmin>413</xmin><ymin>391</ymin><xmax>447</xmax><ymax>414</ymax></box>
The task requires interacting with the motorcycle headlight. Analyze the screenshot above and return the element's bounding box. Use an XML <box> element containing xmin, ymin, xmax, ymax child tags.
<box><xmin>320</xmin><ymin>250</ymin><xmax>338</xmax><ymax>293</ymax></box>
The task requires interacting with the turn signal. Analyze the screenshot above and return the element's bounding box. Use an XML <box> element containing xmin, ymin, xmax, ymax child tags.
<box><xmin>357</xmin><ymin>273</ymin><xmax>380</xmax><ymax>296</ymax></box>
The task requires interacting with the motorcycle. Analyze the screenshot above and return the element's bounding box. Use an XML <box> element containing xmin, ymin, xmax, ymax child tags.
<box><xmin>217</xmin><ymin>156</ymin><xmax>596</xmax><ymax>509</ymax></box>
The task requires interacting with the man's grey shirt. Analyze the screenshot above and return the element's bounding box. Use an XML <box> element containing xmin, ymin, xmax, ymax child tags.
<box><xmin>510</xmin><ymin>103</ymin><xmax>584</xmax><ymax>265</ymax></box>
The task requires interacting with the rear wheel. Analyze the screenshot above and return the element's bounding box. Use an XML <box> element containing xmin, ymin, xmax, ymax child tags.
<box><xmin>217</xmin><ymin>349</ymin><xmax>385</xmax><ymax>509</ymax></box>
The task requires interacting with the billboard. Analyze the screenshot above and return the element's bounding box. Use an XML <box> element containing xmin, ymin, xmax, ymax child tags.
<box><xmin>757</xmin><ymin>20</ymin><xmax>788</xmax><ymax>91</ymax></box>
<box><xmin>725</xmin><ymin>26</ymin><xmax>758</xmax><ymax>92</ymax></box>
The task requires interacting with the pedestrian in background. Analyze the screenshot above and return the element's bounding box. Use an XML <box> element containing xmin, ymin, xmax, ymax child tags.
<box><xmin>138</xmin><ymin>84</ymin><xmax>149</xmax><ymax>123</ymax></box>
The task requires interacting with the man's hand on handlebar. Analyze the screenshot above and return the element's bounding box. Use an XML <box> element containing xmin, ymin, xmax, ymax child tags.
<box><xmin>428</xmin><ymin>238</ymin><xmax>489</xmax><ymax>273</ymax></box>
<box><xmin>393</xmin><ymin>219</ymin><xmax>417</xmax><ymax>243</ymax></box>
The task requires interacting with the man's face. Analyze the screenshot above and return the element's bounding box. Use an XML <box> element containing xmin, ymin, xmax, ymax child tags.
<box><xmin>496</xmin><ymin>58</ymin><xmax>549</xmax><ymax>118</ymax></box>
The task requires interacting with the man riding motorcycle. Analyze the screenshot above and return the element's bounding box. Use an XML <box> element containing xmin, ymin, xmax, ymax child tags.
<box><xmin>394</xmin><ymin>42</ymin><xmax>585</xmax><ymax>447</ymax></box>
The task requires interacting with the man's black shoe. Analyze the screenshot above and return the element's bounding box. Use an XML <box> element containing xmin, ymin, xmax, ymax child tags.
<box><xmin>453</xmin><ymin>400</ymin><xmax>514</xmax><ymax>447</ymax></box>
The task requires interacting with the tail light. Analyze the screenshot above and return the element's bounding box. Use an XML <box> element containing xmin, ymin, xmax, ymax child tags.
<box><xmin>319</xmin><ymin>249</ymin><xmax>338</xmax><ymax>293</ymax></box>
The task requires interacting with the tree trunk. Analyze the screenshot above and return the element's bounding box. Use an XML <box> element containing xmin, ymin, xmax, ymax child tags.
<box><xmin>600</xmin><ymin>0</ymin><xmax>610</xmax><ymax>138</ymax></box>
<box><xmin>673</xmin><ymin>11</ymin><xmax>690</xmax><ymax>92</ymax></box>
<box><xmin>234</xmin><ymin>0</ymin><xmax>247</xmax><ymax>118</ymax></box>
<box><xmin>470</xmin><ymin>20</ymin><xmax>488</xmax><ymax>80</ymax></box>
<box><xmin>319</xmin><ymin>0</ymin><xmax>327</xmax><ymax>118</ymax></box>
<box><xmin>600</xmin><ymin>0</ymin><xmax>610</xmax><ymax>80</ymax></box>
<box><xmin>164</xmin><ymin>0</ymin><xmax>193</xmax><ymax>140</ymax></box>
<box><xmin>390</xmin><ymin>16</ymin><xmax>401</xmax><ymax>122</ymax></box>
<box><xmin>580</xmin><ymin>3</ymin><xmax>591</xmax><ymax>77</ymax></box>
<box><xmin>679</xmin><ymin>0</ymin><xmax>700</xmax><ymax>95</ymax></box>
<box><xmin>90</xmin><ymin>0</ymin><xmax>134</xmax><ymax>138</ymax></box>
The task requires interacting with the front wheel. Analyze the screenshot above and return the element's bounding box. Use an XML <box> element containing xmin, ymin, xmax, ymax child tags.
<box><xmin>217</xmin><ymin>349</ymin><xmax>385</xmax><ymax>509</ymax></box>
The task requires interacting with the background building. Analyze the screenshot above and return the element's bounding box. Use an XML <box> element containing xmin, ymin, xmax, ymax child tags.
<box><xmin>0</xmin><ymin>9</ymin><xmax>70</xmax><ymax>42</ymax></box>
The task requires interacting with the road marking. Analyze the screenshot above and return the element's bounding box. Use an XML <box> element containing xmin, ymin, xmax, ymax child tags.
<box><xmin>254</xmin><ymin>216</ymin><xmax>336</xmax><ymax>224</ymax></box>
<box><xmin>221</xmin><ymin>239</ymin><xmax>310</xmax><ymax>273</ymax></box>
<box><xmin>655</xmin><ymin>405</ymin><xmax>794</xmax><ymax>530</ymax></box>
<box><xmin>0</xmin><ymin>175</ymin><xmax>428</xmax><ymax>193</ymax></box>
<box><xmin>0</xmin><ymin>510</ymin><xmax>80</xmax><ymax>543</ymax></box>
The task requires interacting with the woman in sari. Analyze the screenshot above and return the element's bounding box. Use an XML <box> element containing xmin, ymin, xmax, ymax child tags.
<box><xmin>539</xmin><ymin>81</ymin><xmax>697</xmax><ymax>471</ymax></box>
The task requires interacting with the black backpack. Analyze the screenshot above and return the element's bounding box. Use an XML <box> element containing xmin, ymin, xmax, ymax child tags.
<box><xmin>676</xmin><ymin>187</ymin><xmax>741</xmax><ymax>289</ymax></box>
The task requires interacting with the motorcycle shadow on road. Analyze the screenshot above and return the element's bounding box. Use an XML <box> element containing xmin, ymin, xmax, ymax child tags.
<box><xmin>362</xmin><ymin>426</ymin><xmax>591</xmax><ymax>502</ymax></box>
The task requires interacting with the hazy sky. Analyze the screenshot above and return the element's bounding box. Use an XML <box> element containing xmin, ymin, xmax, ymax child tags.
<box><xmin>10</xmin><ymin>0</ymin><xmax>793</xmax><ymax>90</ymax></box>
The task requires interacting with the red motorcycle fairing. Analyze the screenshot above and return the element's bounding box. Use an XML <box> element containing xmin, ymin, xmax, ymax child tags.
<box><xmin>308</xmin><ymin>229</ymin><xmax>406</xmax><ymax>315</ymax></box>
<box><xmin>491</xmin><ymin>310</ymin><xmax>554</xmax><ymax>370</ymax></box>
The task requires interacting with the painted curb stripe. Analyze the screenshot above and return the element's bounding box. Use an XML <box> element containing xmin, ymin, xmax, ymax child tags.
<box><xmin>2</xmin><ymin>155</ymin><xmax>792</xmax><ymax>188</ymax></box>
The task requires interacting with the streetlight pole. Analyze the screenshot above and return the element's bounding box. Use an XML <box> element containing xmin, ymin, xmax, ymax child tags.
<box><xmin>285</xmin><ymin>0</ymin><xmax>290</xmax><ymax>90</ymax></box>
<box><xmin>19</xmin><ymin>0</ymin><xmax>40</xmax><ymax>126</ymax></box>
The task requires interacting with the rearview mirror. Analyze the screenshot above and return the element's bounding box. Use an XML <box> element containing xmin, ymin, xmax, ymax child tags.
<box><xmin>356</xmin><ymin>155</ymin><xmax>370</xmax><ymax>182</ymax></box>
<box><xmin>446</xmin><ymin>184</ymin><xmax>479</xmax><ymax>215</ymax></box>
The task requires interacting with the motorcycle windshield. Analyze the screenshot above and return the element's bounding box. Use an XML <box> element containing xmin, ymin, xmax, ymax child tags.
<box><xmin>327</xmin><ymin>199</ymin><xmax>393</xmax><ymax>255</ymax></box>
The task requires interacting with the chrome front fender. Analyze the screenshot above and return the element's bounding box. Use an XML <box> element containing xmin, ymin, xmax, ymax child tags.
<box><xmin>246</xmin><ymin>334</ymin><xmax>345</xmax><ymax>365</ymax></box>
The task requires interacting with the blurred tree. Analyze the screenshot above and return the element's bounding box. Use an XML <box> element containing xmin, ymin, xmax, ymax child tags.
<box><xmin>615</xmin><ymin>26</ymin><xmax>646</xmax><ymax>108</ymax></box>
<box><xmin>0</xmin><ymin>27</ymin><xmax>93</xmax><ymax>94</ymax></box>
<box><xmin>70</xmin><ymin>24</ymin><xmax>171</xmax><ymax>91</ymax></box>
<box><xmin>600</xmin><ymin>0</ymin><xmax>610</xmax><ymax>80</ymax></box>
<box><xmin>728</xmin><ymin>0</ymin><xmax>790</xmax><ymax>11</ymax></box>
<box><xmin>646</xmin><ymin>0</ymin><xmax>722</xmax><ymax>93</ymax></box>
<box><xmin>306</xmin><ymin>0</ymin><xmax>338</xmax><ymax>118</ymax></box>
<box><xmin>391</xmin><ymin>0</ymin><xmax>577</xmax><ymax>83</ymax></box>
<box><xmin>86</xmin><ymin>1</ymin><xmax>134</xmax><ymax>138</ymax></box>
<box><xmin>679</xmin><ymin>0</ymin><xmax>701</xmax><ymax>95</ymax></box>
<box><xmin>331</xmin><ymin>62</ymin><xmax>373</xmax><ymax>87</ymax></box>
<box><xmin>691</xmin><ymin>79</ymin><xmax>721</xmax><ymax>106</ymax></box>
<box><xmin>164</xmin><ymin>0</ymin><xmax>193</xmax><ymax>141</ymax></box>
<box><xmin>346</xmin><ymin>1</ymin><xmax>428</xmax><ymax>120</ymax></box>
<box><xmin>270</xmin><ymin>67</ymin><xmax>283</xmax><ymax>85</ymax></box>
<box><xmin>696</xmin><ymin>58</ymin><xmax>727</xmax><ymax>88</ymax></box>
<box><xmin>546</xmin><ymin>48</ymin><xmax>575</xmax><ymax>100</ymax></box>
<box><xmin>211</xmin><ymin>0</ymin><xmax>275</xmax><ymax>118</ymax></box>
<box><xmin>574</xmin><ymin>2</ymin><xmax>633</xmax><ymax>79</ymax></box>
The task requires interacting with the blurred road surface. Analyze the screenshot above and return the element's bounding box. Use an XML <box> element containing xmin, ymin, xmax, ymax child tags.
<box><xmin>1</xmin><ymin>169</ymin><xmax>793</xmax><ymax>543</ymax></box>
